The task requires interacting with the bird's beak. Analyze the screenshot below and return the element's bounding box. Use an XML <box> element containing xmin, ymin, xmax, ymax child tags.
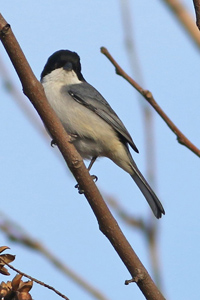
<box><xmin>63</xmin><ymin>62</ymin><xmax>73</xmax><ymax>71</ymax></box>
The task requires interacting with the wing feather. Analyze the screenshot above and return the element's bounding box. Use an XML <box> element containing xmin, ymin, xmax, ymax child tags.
<box><xmin>64</xmin><ymin>82</ymin><xmax>139</xmax><ymax>153</ymax></box>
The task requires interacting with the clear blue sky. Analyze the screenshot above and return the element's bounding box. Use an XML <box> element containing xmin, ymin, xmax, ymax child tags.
<box><xmin>0</xmin><ymin>1</ymin><xmax>200</xmax><ymax>300</ymax></box>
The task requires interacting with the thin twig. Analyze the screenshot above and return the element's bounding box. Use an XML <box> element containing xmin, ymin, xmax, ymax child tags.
<box><xmin>0</xmin><ymin>55</ymin><xmax>46</xmax><ymax>136</ymax></box>
<box><xmin>108</xmin><ymin>195</ymin><xmax>162</xmax><ymax>287</ymax></box>
<box><xmin>161</xmin><ymin>0</ymin><xmax>200</xmax><ymax>49</ymax></box>
<box><xmin>106</xmin><ymin>196</ymin><xmax>146</xmax><ymax>232</ymax></box>
<box><xmin>119</xmin><ymin>0</ymin><xmax>163</xmax><ymax>288</ymax></box>
<box><xmin>0</xmin><ymin>257</ymin><xmax>70</xmax><ymax>300</ymax></box>
<box><xmin>0</xmin><ymin>212</ymin><xmax>110</xmax><ymax>300</ymax></box>
<box><xmin>101</xmin><ymin>47</ymin><xmax>200</xmax><ymax>158</ymax></box>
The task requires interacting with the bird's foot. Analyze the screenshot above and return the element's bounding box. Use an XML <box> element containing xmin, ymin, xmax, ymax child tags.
<box><xmin>74</xmin><ymin>182</ymin><xmax>84</xmax><ymax>194</ymax></box>
<box><xmin>75</xmin><ymin>175</ymin><xmax>98</xmax><ymax>194</ymax></box>
<box><xmin>51</xmin><ymin>134</ymin><xmax>77</xmax><ymax>147</ymax></box>
<box><xmin>69</xmin><ymin>133</ymin><xmax>78</xmax><ymax>143</ymax></box>
<box><xmin>91</xmin><ymin>175</ymin><xmax>98</xmax><ymax>182</ymax></box>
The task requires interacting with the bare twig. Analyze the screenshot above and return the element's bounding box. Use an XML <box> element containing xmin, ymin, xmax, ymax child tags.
<box><xmin>119</xmin><ymin>0</ymin><xmax>163</xmax><ymax>287</ymax></box>
<box><xmin>192</xmin><ymin>0</ymin><xmax>200</xmax><ymax>30</ymax></box>
<box><xmin>0</xmin><ymin>257</ymin><xmax>70</xmax><ymax>300</ymax></box>
<box><xmin>161</xmin><ymin>0</ymin><xmax>200</xmax><ymax>49</ymax></box>
<box><xmin>119</xmin><ymin>0</ymin><xmax>144</xmax><ymax>85</ymax></box>
<box><xmin>101</xmin><ymin>47</ymin><xmax>200</xmax><ymax>158</ymax></box>
<box><xmin>0</xmin><ymin>55</ymin><xmax>46</xmax><ymax>136</ymax></box>
<box><xmin>0</xmin><ymin>14</ymin><xmax>165</xmax><ymax>300</ymax></box>
<box><xmin>0</xmin><ymin>212</ymin><xmax>110</xmax><ymax>300</ymax></box>
<box><xmin>107</xmin><ymin>197</ymin><xmax>160</xmax><ymax>280</ymax></box>
<box><xmin>106</xmin><ymin>196</ymin><xmax>146</xmax><ymax>232</ymax></box>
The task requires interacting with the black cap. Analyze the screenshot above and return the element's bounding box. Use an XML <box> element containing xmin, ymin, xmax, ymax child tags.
<box><xmin>41</xmin><ymin>50</ymin><xmax>85</xmax><ymax>81</ymax></box>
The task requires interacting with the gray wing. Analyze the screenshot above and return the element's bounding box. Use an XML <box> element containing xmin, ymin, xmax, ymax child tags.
<box><xmin>64</xmin><ymin>82</ymin><xmax>139</xmax><ymax>153</ymax></box>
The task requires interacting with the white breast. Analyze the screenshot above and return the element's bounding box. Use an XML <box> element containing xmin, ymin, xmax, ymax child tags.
<box><xmin>41</xmin><ymin>69</ymin><xmax>118</xmax><ymax>159</ymax></box>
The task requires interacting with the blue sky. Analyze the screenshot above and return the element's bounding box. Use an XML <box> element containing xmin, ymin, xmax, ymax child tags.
<box><xmin>0</xmin><ymin>1</ymin><xmax>200</xmax><ymax>300</ymax></box>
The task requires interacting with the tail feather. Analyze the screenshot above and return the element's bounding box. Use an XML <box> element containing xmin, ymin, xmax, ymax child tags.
<box><xmin>131</xmin><ymin>169</ymin><xmax>165</xmax><ymax>219</ymax></box>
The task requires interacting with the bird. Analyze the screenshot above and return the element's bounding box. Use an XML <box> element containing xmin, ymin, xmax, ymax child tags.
<box><xmin>41</xmin><ymin>49</ymin><xmax>165</xmax><ymax>219</ymax></box>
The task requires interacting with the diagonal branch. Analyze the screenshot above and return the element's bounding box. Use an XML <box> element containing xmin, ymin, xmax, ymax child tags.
<box><xmin>0</xmin><ymin>14</ymin><xmax>165</xmax><ymax>300</ymax></box>
<box><xmin>0</xmin><ymin>55</ymin><xmax>46</xmax><ymax>136</ymax></box>
<box><xmin>0</xmin><ymin>256</ymin><xmax>70</xmax><ymax>300</ymax></box>
<box><xmin>101</xmin><ymin>47</ymin><xmax>200</xmax><ymax>158</ymax></box>
<box><xmin>0</xmin><ymin>212</ymin><xmax>110</xmax><ymax>300</ymax></box>
<box><xmin>161</xmin><ymin>0</ymin><xmax>200</xmax><ymax>49</ymax></box>
<box><xmin>119</xmin><ymin>1</ymin><xmax>163</xmax><ymax>287</ymax></box>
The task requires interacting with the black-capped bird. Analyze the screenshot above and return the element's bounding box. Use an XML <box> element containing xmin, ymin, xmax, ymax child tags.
<box><xmin>41</xmin><ymin>50</ymin><xmax>165</xmax><ymax>218</ymax></box>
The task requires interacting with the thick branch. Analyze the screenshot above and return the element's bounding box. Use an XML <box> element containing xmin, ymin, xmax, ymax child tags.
<box><xmin>101</xmin><ymin>47</ymin><xmax>200</xmax><ymax>158</ymax></box>
<box><xmin>0</xmin><ymin>14</ymin><xmax>165</xmax><ymax>300</ymax></box>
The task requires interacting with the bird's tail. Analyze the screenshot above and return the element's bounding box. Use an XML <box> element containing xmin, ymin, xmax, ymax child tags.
<box><xmin>131</xmin><ymin>167</ymin><xmax>165</xmax><ymax>219</ymax></box>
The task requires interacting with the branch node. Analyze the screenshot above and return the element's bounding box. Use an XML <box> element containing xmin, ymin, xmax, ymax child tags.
<box><xmin>115</xmin><ymin>68</ymin><xmax>120</xmax><ymax>75</ymax></box>
<box><xmin>100</xmin><ymin>47</ymin><xmax>106</xmax><ymax>54</ymax></box>
<box><xmin>0</xmin><ymin>23</ymin><xmax>10</xmax><ymax>38</ymax></box>
<box><xmin>72</xmin><ymin>158</ymin><xmax>82</xmax><ymax>169</ymax></box>
<box><xmin>125</xmin><ymin>269</ymin><xmax>144</xmax><ymax>285</ymax></box>
<box><xmin>177</xmin><ymin>136</ymin><xmax>184</xmax><ymax>145</ymax></box>
<box><xmin>143</xmin><ymin>90</ymin><xmax>152</xmax><ymax>99</ymax></box>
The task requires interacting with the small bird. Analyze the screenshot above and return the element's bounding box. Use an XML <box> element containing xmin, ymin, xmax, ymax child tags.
<box><xmin>41</xmin><ymin>50</ymin><xmax>165</xmax><ymax>218</ymax></box>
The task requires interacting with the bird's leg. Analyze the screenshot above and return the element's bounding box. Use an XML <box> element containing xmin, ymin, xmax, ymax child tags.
<box><xmin>51</xmin><ymin>133</ymin><xmax>78</xmax><ymax>147</ymax></box>
<box><xmin>88</xmin><ymin>156</ymin><xmax>97</xmax><ymax>171</ymax></box>
<box><xmin>88</xmin><ymin>156</ymin><xmax>98</xmax><ymax>182</ymax></box>
<box><xmin>75</xmin><ymin>156</ymin><xmax>98</xmax><ymax>194</ymax></box>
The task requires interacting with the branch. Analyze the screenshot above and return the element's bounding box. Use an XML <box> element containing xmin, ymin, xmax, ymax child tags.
<box><xmin>193</xmin><ymin>0</ymin><xmax>200</xmax><ymax>30</ymax></box>
<box><xmin>0</xmin><ymin>257</ymin><xmax>70</xmax><ymax>300</ymax></box>
<box><xmin>0</xmin><ymin>212</ymin><xmax>110</xmax><ymax>300</ymax></box>
<box><xmin>101</xmin><ymin>47</ymin><xmax>200</xmax><ymax>158</ymax></box>
<box><xmin>107</xmin><ymin>196</ymin><xmax>162</xmax><ymax>286</ymax></box>
<box><xmin>161</xmin><ymin>0</ymin><xmax>200</xmax><ymax>49</ymax></box>
<box><xmin>119</xmin><ymin>1</ymin><xmax>163</xmax><ymax>287</ymax></box>
<box><xmin>0</xmin><ymin>14</ymin><xmax>165</xmax><ymax>300</ymax></box>
<box><xmin>0</xmin><ymin>55</ymin><xmax>46</xmax><ymax>136</ymax></box>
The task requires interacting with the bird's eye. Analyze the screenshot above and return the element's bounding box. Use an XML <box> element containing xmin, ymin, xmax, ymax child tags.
<box><xmin>54</xmin><ymin>62</ymin><xmax>59</xmax><ymax>69</ymax></box>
